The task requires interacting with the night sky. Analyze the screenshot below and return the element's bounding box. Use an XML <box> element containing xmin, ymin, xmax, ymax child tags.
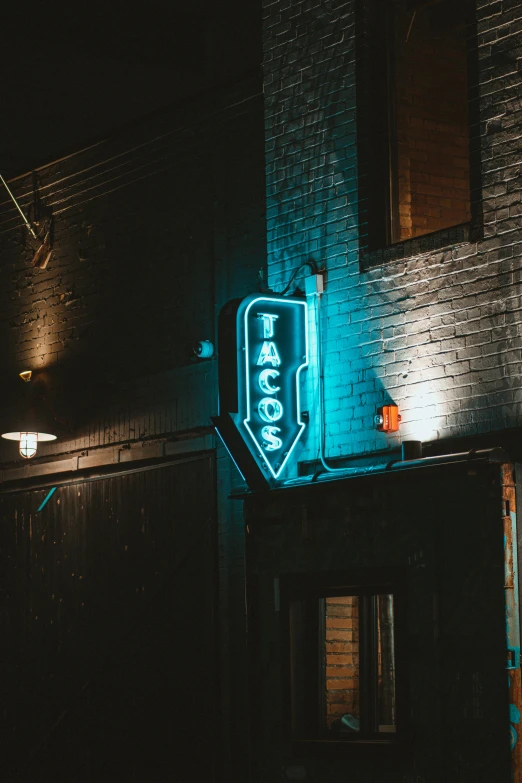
<box><xmin>2</xmin><ymin>0</ymin><xmax>260</xmax><ymax>179</ymax></box>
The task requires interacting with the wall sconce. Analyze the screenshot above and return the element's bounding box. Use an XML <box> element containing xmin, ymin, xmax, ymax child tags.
<box><xmin>1</xmin><ymin>371</ymin><xmax>57</xmax><ymax>459</ymax></box>
<box><xmin>375</xmin><ymin>404</ymin><xmax>401</xmax><ymax>433</ymax></box>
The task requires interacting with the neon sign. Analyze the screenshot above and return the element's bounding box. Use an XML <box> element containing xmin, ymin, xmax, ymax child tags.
<box><xmin>213</xmin><ymin>294</ymin><xmax>309</xmax><ymax>486</ymax></box>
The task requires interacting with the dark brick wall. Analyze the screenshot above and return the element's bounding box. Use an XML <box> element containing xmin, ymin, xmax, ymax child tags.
<box><xmin>0</xmin><ymin>78</ymin><xmax>265</xmax><ymax>461</ymax></box>
<box><xmin>0</xmin><ymin>76</ymin><xmax>266</xmax><ymax>783</ymax></box>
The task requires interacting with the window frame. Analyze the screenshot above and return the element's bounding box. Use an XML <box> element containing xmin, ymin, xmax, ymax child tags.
<box><xmin>280</xmin><ymin>568</ymin><xmax>410</xmax><ymax>756</ymax></box>
<box><xmin>355</xmin><ymin>0</ymin><xmax>482</xmax><ymax>270</ymax></box>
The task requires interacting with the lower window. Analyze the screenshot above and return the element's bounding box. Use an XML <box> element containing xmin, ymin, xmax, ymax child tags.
<box><xmin>282</xmin><ymin>571</ymin><xmax>404</xmax><ymax>745</ymax></box>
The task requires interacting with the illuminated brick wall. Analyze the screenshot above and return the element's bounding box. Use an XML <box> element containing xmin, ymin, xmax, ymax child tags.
<box><xmin>263</xmin><ymin>0</ymin><xmax>522</xmax><ymax>463</ymax></box>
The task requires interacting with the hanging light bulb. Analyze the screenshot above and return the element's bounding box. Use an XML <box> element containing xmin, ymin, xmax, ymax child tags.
<box><xmin>1</xmin><ymin>371</ymin><xmax>57</xmax><ymax>459</ymax></box>
<box><xmin>19</xmin><ymin>432</ymin><xmax>38</xmax><ymax>459</ymax></box>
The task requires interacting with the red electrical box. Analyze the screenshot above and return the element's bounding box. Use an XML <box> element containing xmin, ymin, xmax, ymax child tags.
<box><xmin>376</xmin><ymin>404</ymin><xmax>401</xmax><ymax>433</ymax></box>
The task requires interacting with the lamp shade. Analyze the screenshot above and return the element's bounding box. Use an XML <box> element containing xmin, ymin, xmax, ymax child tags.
<box><xmin>2</xmin><ymin>430</ymin><xmax>56</xmax><ymax>442</ymax></box>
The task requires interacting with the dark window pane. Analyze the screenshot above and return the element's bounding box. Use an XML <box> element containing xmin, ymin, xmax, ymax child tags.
<box><xmin>289</xmin><ymin>598</ymin><xmax>321</xmax><ymax>737</ymax></box>
<box><xmin>392</xmin><ymin>0</ymin><xmax>471</xmax><ymax>241</ymax></box>
<box><xmin>377</xmin><ymin>594</ymin><xmax>396</xmax><ymax>732</ymax></box>
<box><xmin>287</xmin><ymin>581</ymin><xmax>398</xmax><ymax>742</ymax></box>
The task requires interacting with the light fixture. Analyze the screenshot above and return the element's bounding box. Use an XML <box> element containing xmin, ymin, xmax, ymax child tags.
<box><xmin>194</xmin><ymin>339</ymin><xmax>214</xmax><ymax>359</ymax></box>
<box><xmin>1</xmin><ymin>372</ymin><xmax>57</xmax><ymax>459</ymax></box>
<box><xmin>375</xmin><ymin>404</ymin><xmax>401</xmax><ymax>433</ymax></box>
<box><xmin>2</xmin><ymin>430</ymin><xmax>56</xmax><ymax>459</ymax></box>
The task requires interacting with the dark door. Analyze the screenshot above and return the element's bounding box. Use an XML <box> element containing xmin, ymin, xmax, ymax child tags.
<box><xmin>0</xmin><ymin>455</ymin><xmax>217</xmax><ymax>782</ymax></box>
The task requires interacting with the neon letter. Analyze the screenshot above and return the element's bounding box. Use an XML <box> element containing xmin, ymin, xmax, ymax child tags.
<box><xmin>257</xmin><ymin>313</ymin><xmax>279</xmax><ymax>339</ymax></box>
<box><xmin>259</xmin><ymin>369</ymin><xmax>280</xmax><ymax>394</ymax></box>
<box><xmin>258</xmin><ymin>397</ymin><xmax>283</xmax><ymax>422</ymax></box>
<box><xmin>257</xmin><ymin>341</ymin><xmax>281</xmax><ymax>367</ymax></box>
<box><xmin>261</xmin><ymin>426</ymin><xmax>282</xmax><ymax>451</ymax></box>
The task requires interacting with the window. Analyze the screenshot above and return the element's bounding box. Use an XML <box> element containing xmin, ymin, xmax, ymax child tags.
<box><xmin>357</xmin><ymin>0</ymin><xmax>478</xmax><ymax>263</ymax></box>
<box><xmin>281</xmin><ymin>570</ymin><xmax>405</xmax><ymax>749</ymax></box>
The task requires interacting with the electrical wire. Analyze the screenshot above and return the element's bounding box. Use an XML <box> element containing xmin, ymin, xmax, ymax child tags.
<box><xmin>0</xmin><ymin>174</ymin><xmax>38</xmax><ymax>238</ymax></box>
<box><xmin>316</xmin><ymin>292</ymin><xmax>348</xmax><ymax>475</ymax></box>
<box><xmin>0</xmin><ymin>141</ymin><xmax>201</xmax><ymax>235</ymax></box>
<box><xmin>279</xmin><ymin>260</ymin><xmax>342</xmax><ymax>475</ymax></box>
<box><xmin>280</xmin><ymin>260</ymin><xmax>318</xmax><ymax>296</ymax></box>
<box><xmin>0</xmin><ymin>90</ymin><xmax>262</xmax><ymax>235</ymax></box>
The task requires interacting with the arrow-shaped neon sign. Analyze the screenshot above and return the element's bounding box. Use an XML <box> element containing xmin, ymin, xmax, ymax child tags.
<box><xmin>240</xmin><ymin>295</ymin><xmax>309</xmax><ymax>479</ymax></box>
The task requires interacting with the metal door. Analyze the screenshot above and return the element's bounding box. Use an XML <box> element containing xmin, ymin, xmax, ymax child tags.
<box><xmin>0</xmin><ymin>454</ymin><xmax>217</xmax><ymax>782</ymax></box>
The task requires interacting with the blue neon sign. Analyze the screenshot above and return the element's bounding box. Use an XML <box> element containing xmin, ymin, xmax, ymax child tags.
<box><xmin>215</xmin><ymin>294</ymin><xmax>309</xmax><ymax>483</ymax></box>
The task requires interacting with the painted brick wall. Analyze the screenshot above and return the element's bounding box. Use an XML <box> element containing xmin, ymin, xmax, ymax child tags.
<box><xmin>263</xmin><ymin>0</ymin><xmax>522</xmax><ymax>464</ymax></box>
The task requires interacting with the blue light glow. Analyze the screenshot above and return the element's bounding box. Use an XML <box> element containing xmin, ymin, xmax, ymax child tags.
<box><xmin>261</xmin><ymin>425</ymin><xmax>283</xmax><ymax>451</ymax></box>
<box><xmin>259</xmin><ymin>369</ymin><xmax>281</xmax><ymax>394</ymax></box>
<box><xmin>257</xmin><ymin>313</ymin><xmax>279</xmax><ymax>338</ymax></box>
<box><xmin>241</xmin><ymin>296</ymin><xmax>309</xmax><ymax>479</ymax></box>
<box><xmin>256</xmin><ymin>341</ymin><xmax>281</xmax><ymax>367</ymax></box>
<box><xmin>37</xmin><ymin>486</ymin><xmax>57</xmax><ymax>512</ymax></box>
<box><xmin>258</xmin><ymin>397</ymin><xmax>284</xmax><ymax>422</ymax></box>
<box><xmin>214</xmin><ymin>427</ymin><xmax>247</xmax><ymax>482</ymax></box>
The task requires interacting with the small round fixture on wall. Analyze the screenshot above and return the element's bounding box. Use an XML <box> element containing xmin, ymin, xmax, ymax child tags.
<box><xmin>194</xmin><ymin>340</ymin><xmax>214</xmax><ymax>360</ymax></box>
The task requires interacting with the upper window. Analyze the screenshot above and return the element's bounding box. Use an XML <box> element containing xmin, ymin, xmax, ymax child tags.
<box><xmin>357</xmin><ymin>0</ymin><xmax>478</xmax><ymax>262</ymax></box>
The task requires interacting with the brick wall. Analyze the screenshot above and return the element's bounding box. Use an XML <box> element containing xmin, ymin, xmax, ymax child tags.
<box><xmin>0</xmin><ymin>78</ymin><xmax>265</xmax><ymax>464</ymax></box>
<box><xmin>0</xmin><ymin>77</ymin><xmax>265</xmax><ymax>783</ymax></box>
<box><xmin>263</xmin><ymin>0</ymin><xmax>522</xmax><ymax>463</ymax></box>
<box><xmin>325</xmin><ymin>596</ymin><xmax>360</xmax><ymax>728</ymax></box>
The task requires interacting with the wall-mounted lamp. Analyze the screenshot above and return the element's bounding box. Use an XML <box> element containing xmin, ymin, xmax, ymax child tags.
<box><xmin>1</xmin><ymin>372</ymin><xmax>57</xmax><ymax>459</ymax></box>
<box><xmin>375</xmin><ymin>404</ymin><xmax>401</xmax><ymax>433</ymax></box>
